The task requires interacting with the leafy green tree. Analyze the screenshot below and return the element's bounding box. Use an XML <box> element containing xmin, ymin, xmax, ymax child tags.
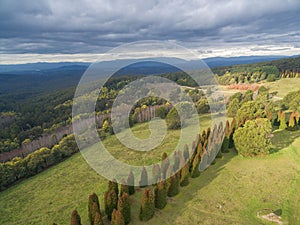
<box><xmin>111</xmin><ymin>209</ymin><xmax>125</xmax><ymax>225</ymax></box>
<box><xmin>156</xmin><ymin>106</ymin><xmax>168</xmax><ymax>119</ymax></box>
<box><xmin>227</xmin><ymin>98</ymin><xmax>240</xmax><ymax>117</ymax></box>
<box><xmin>267</xmin><ymin>74</ymin><xmax>276</xmax><ymax>82</ymax></box>
<box><xmin>236</xmin><ymin>101</ymin><xmax>266</xmax><ymax>125</ymax></box>
<box><xmin>154</xmin><ymin>181</ymin><xmax>167</xmax><ymax>209</ymax></box>
<box><xmin>197</xmin><ymin>99</ymin><xmax>210</xmax><ymax>114</ymax></box>
<box><xmin>166</xmin><ymin>102</ymin><xmax>194</xmax><ymax>129</ymax></box>
<box><xmin>139</xmin><ymin>189</ymin><xmax>155</xmax><ymax>221</ymax></box>
<box><xmin>104</xmin><ymin>190</ymin><xmax>118</xmax><ymax>221</ymax></box>
<box><xmin>233</xmin><ymin>118</ymin><xmax>272</xmax><ymax>157</ymax></box>
<box><xmin>118</xmin><ymin>193</ymin><xmax>131</xmax><ymax>224</ymax></box>
<box><xmin>71</xmin><ymin>210</ymin><xmax>82</xmax><ymax>225</ymax></box>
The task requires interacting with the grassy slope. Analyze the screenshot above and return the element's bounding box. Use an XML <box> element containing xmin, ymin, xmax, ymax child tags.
<box><xmin>262</xmin><ymin>78</ymin><xmax>300</xmax><ymax>98</ymax></box>
<box><xmin>0</xmin><ymin>115</ymin><xmax>211</xmax><ymax>224</ymax></box>
<box><xmin>1</xmin><ymin>124</ymin><xmax>300</xmax><ymax>224</ymax></box>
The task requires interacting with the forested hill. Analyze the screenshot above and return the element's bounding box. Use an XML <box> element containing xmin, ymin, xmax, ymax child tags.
<box><xmin>212</xmin><ymin>55</ymin><xmax>300</xmax><ymax>76</ymax></box>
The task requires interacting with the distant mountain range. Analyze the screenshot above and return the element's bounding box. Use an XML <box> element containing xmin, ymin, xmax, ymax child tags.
<box><xmin>0</xmin><ymin>55</ymin><xmax>298</xmax><ymax>75</ymax></box>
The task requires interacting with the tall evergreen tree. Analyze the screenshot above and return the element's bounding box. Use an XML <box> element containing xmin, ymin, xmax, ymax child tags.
<box><xmin>139</xmin><ymin>189</ymin><xmax>155</xmax><ymax>221</ymax></box>
<box><xmin>111</xmin><ymin>209</ymin><xmax>125</xmax><ymax>225</ymax></box>
<box><xmin>167</xmin><ymin>173</ymin><xmax>180</xmax><ymax>197</ymax></box>
<box><xmin>289</xmin><ymin>112</ymin><xmax>295</xmax><ymax>128</ymax></box>
<box><xmin>179</xmin><ymin>160</ymin><xmax>190</xmax><ymax>186</ymax></box>
<box><xmin>70</xmin><ymin>210</ymin><xmax>82</xmax><ymax>225</ymax></box>
<box><xmin>88</xmin><ymin>193</ymin><xmax>100</xmax><ymax>225</ymax></box>
<box><xmin>154</xmin><ymin>181</ymin><xmax>167</xmax><ymax>209</ymax></box>
<box><xmin>118</xmin><ymin>192</ymin><xmax>131</xmax><ymax>224</ymax></box>
<box><xmin>120</xmin><ymin>178</ymin><xmax>129</xmax><ymax>196</ymax></box>
<box><xmin>279</xmin><ymin>111</ymin><xmax>287</xmax><ymax>130</ymax></box>
<box><xmin>191</xmin><ymin>153</ymin><xmax>200</xmax><ymax>178</ymax></box>
<box><xmin>127</xmin><ymin>172</ymin><xmax>135</xmax><ymax>195</ymax></box>
<box><xmin>93</xmin><ymin>211</ymin><xmax>104</xmax><ymax>225</ymax></box>
<box><xmin>108</xmin><ymin>179</ymin><xmax>119</xmax><ymax>197</ymax></box>
<box><xmin>104</xmin><ymin>190</ymin><xmax>118</xmax><ymax>221</ymax></box>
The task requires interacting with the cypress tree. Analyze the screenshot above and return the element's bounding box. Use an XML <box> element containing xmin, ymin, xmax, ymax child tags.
<box><xmin>167</xmin><ymin>173</ymin><xmax>180</xmax><ymax>197</ymax></box>
<box><xmin>191</xmin><ymin>153</ymin><xmax>200</xmax><ymax>178</ymax></box>
<box><xmin>154</xmin><ymin>180</ymin><xmax>167</xmax><ymax>209</ymax></box>
<box><xmin>228</xmin><ymin>118</ymin><xmax>236</xmax><ymax>149</ymax></box>
<box><xmin>139</xmin><ymin>166</ymin><xmax>148</xmax><ymax>187</ymax></box>
<box><xmin>221</xmin><ymin>136</ymin><xmax>229</xmax><ymax>153</ymax></box>
<box><xmin>120</xmin><ymin>178</ymin><xmax>129</xmax><ymax>196</ymax></box>
<box><xmin>179</xmin><ymin>160</ymin><xmax>190</xmax><ymax>186</ymax></box>
<box><xmin>295</xmin><ymin>111</ymin><xmax>299</xmax><ymax>125</ymax></box>
<box><xmin>108</xmin><ymin>179</ymin><xmax>119</xmax><ymax>197</ymax></box>
<box><xmin>139</xmin><ymin>189</ymin><xmax>155</xmax><ymax>221</ymax></box>
<box><xmin>289</xmin><ymin>112</ymin><xmax>295</xmax><ymax>128</ymax></box>
<box><xmin>279</xmin><ymin>111</ymin><xmax>287</xmax><ymax>130</ymax></box>
<box><xmin>127</xmin><ymin>172</ymin><xmax>135</xmax><ymax>195</ymax></box>
<box><xmin>93</xmin><ymin>211</ymin><xmax>104</xmax><ymax>225</ymax></box>
<box><xmin>118</xmin><ymin>192</ymin><xmax>131</xmax><ymax>224</ymax></box>
<box><xmin>104</xmin><ymin>190</ymin><xmax>118</xmax><ymax>221</ymax></box>
<box><xmin>88</xmin><ymin>193</ymin><xmax>100</xmax><ymax>225</ymax></box>
<box><xmin>70</xmin><ymin>210</ymin><xmax>82</xmax><ymax>225</ymax></box>
<box><xmin>111</xmin><ymin>209</ymin><xmax>125</xmax><ymax>225</ymax></box>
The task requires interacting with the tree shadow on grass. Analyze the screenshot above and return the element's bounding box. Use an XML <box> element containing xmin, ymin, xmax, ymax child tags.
<box><xmin>144</xmin><ymin>150</ymin><xmax>238</xmax><ymax>225</ymax></box>
<box><xmin>270</xmin><ymin>129</ymin><xmax>300</xmax><ymax>154</ymax></box>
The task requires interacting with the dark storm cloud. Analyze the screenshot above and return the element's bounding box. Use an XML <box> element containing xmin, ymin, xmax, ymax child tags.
<box><xmin>0</xmin><ymin>0</ymin><xmax>300</xmax><ymax>54</ymax></box>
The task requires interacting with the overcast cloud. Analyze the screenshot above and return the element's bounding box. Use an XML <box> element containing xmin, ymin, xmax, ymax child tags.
<box><xmin>0</xmin><ymin>0</ymin><xmax>300</xmax><ymax>63</ymax></box>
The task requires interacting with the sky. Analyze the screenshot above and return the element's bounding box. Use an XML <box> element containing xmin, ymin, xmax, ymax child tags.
<box><xmin>0</xmin><ymin>0</ymin><xmax>300</xmax><ymax>64</ymax></box>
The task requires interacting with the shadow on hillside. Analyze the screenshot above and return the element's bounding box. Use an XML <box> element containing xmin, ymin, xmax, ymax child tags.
<box><xmin>153</xmin><ymin>150</ymin><xmax>238</xmax><ymax>224</ymax></box>
<box><xmin>270</xmin><ymin>129</ymin><xmax>300</xmax><ymax>154</ymax></box>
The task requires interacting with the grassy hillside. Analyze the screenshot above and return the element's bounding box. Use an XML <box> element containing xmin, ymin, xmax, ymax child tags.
<box><xmin>1</xmin><ymin>114</ymin><xmax>300</xmax><ymax>224</ymax></box>
<box><xmin>262</xmin><ymin>78</ymin><xmax>300</xmax><ymax>98</ymax></box>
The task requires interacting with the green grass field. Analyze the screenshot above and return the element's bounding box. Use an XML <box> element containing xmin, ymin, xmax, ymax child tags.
<box><xmin>262</xmin><ymin>78</ymin><xmax>300</xmax><ymax>98</ymax></box>
<box><xmin>1</xmin><ymin>112</ymin><xmax>300</xmax><ymax>225</ymax></box>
